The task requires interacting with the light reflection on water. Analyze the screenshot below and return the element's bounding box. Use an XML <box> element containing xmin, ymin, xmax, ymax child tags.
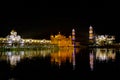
<box><xmin>51</xmin><ymin>47</ymin><xmax>78</xmax><ymax>70</ymax></box>
<box><xmin>0</xmin><ymin>47</ymin><xmax>80</xmax><ymax>69</ymax></box>
<box><xmin>0</xmin><ymin>47</ymin><xmax>120</xmax><ymax>79</ymax></box>
<box><xmin>0</xmin><ymin>49</ymin><xmax>54</xmax><ymax>67</ymax></box>
<box><xmin>89</xmin><ymin>48</ymin><xmax>116</xmax><ymax>71</ymax></box>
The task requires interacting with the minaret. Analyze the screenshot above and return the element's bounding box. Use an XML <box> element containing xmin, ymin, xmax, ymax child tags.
<box><xmin>89</xmin><ymin>26</ymin><xmax>94</xmax><ymax>44</ymax></box>
<box><xmin>72</xmin><ymin>29</ymin><xmax>75</xmax><ymax>46</ymax></box>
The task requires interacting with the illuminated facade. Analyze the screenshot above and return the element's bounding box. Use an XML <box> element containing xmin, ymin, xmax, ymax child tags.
<box><xmin>6</xmin><ymin>30</ymin><xmax>24</xmax><ymax>46</ymax></box>
<box><xmin>0</xmin><ymin>30</ymin><xmax>51</xmax><ymax>46</ymax></box>
<box><xmin>95</xmin><ymin>35</ymin><xmax>115</xmax><ymax>46</ymax></box>
<box><xmin>50</xmin><ymin>32</ymin><xmax>73</xmax><ymax>47</ymax></box>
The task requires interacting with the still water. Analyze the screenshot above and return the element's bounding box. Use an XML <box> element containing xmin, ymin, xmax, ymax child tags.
<box><xmin>0</xmin><ymin>47</ymin><xmax>120</xmax><ymax>80</ymax></box>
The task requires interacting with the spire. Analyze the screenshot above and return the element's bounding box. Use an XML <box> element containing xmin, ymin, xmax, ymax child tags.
<box><xmin>89</xmin><ymin>25</ymin><xmax>93</xmax><ymax>29</ymax></box>
<box><xmin>58</xmin><ymin>32</ymin><xmax>61</xmax><ymax>34</ymax></box>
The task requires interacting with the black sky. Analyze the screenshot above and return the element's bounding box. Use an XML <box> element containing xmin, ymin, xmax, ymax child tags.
<box><xmin>0</xmin><ymin>1</ymin><xmax>119</xmax><ymax>42</ymax></box>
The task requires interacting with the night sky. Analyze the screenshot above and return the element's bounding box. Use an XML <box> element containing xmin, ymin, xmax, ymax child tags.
<box><xmin>0</xmin><ymin>1</ymin><xmax>119</xmax><ymax>42</ymax></box>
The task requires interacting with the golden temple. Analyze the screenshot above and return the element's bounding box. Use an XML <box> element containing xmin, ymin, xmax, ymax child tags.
<box><xmin>50</xmin><ymin>32</ymin><xmax>73</xmax><ymax>47</ymax></box>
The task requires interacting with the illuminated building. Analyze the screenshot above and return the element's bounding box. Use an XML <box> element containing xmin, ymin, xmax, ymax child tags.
<box><xmin>89</xmin><ymin>26</ymin><xmax>94</xmax><ymax>43</ymax></box>
<box><xmin>6</xmin><ymin>29</ymin><xmax>24</xmax><ymax>46</ymax></box>
<box><xmin>50</xmin><ymin>32</ymin><xmax>73</xmax><ymax>47</ymax></box>
<box><xmin>95</xmin><ymin>35</ymin><xmax>115</xmax><ymax>46</ymax></box>
<box><xmin>88</xmin><ymin>26</ymin><xmax>115</xmax><ymax>46</ymax></box>
<box><xmin>0</xmin><ymin>30</ymin><xmax>52</xmax><ymax>46</ymax></box>
<box><xmin>0</xmin><ymin>29</ymin><xmax>77</xmax><ymax>47</ymax></box>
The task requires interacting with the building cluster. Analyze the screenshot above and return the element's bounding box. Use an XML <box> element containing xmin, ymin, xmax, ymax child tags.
<box><xmin>6</xmin><ymin>30</ymin><xmax>24</xmax><ymax>46</ymax></box>
<box><xmin>0</xmin><ymin>30</ymin><xmax>51</xmax><ymax>47</ymax></box>
<box><xmin>89</xmin><ymin>26</ymin><xmax>115</xmax><ymax>46</ymax></box>
<box><xmin>95</xmin><ymin>35</ymin><xmax>115</xmax><ymax>46</ymax></box>
<box><xmin>1</xmin><ymin>25</ymin><xmax>116</xmax><ymax>47</ymax></box>
<box><xmin>0</xmin><ymin>29</ymin><xmax>76</xmax><ymax>47</ymax></box>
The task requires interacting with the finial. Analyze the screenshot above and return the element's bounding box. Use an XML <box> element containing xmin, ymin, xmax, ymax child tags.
<box><xmin>72</xmin><ymin>28</ymin><xmax>75</xmax><ymax>31</ymax></box>
<box><xmin>58</xmin><ymin>32</ymin><xmax>60</xmax><ymax>34</ymax></box>
<box><xmin>89</xmin><ymin>25</ymin><xmax>92</xmax><ymax>28</ymax></box>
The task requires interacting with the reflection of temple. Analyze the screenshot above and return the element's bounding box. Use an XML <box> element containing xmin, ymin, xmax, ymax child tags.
<box><xmin>50</xmin><ymin>47</ymin><xmax>79</xmax><ymax>68</ymax></box>
<box><xmin>95</xmin><ymin>48</ymin><xmax>116</xmax><ymax>61</ymax></box>
<box><xmin>50</xmin><ymin>32</ymin><xmax>73</xmax><ymax>47</ymax></box>
<box><xmin>0</xmin><ymin>48</ymin><xmax>80</xmax><ymax>67</ymax></box>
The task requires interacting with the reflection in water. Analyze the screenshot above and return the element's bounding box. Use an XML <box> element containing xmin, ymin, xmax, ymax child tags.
<box><xmin>0</xmin><ymin>47</ymin><xmax>79</xmax><ymax>69</ymax></box>
<box><xmin>8</xmin><ymin>54</ymin><xmax>20</xmax><ymax>66</ymax></box>
<box><xmin>51</xmin><ymin>47</ymin><xmax>78</xmax><ymax>70</ymax></box>
<box><xmin>89</xmin><ymin>48</ymin><xmax>116</xmax><ymax>70</ymax></box>
<box><xmin>72</xmin><ymin>47</ymin><xmax>76</xmax><ymax>70</ymax></box>
<box><xmin>95</xmin><ymin>48</ymin><xmax>116</xmax><ymax>61</ymax></box>
<box><xmin>0</xmin><ymin>49</ymin><xmax>55</xmax><ymax>67</ymax></box>
<box><xmin>89</xmin><ymin>51</ymin><xmax>94</xmax><ymax>71</ymax></box>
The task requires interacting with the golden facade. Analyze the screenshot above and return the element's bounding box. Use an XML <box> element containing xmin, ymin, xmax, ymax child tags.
<box><xmin>50</xmin><ymin>32</ymin><xmax>73</xmax><ymax>47</ymax></box>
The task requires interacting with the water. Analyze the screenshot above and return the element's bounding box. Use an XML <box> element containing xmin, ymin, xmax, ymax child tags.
<box><xmin>0</xmin><ymin>47</ymin><xmax>120</xmax><ymax>80</ymax></box>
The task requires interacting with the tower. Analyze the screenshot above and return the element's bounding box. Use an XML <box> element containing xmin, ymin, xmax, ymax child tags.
<box><xmin>89</xmin><ymin>26</ymin><xmax>94</xmax><ymax>44</ymax></box>
<box><xmin>72</xmin><ymin>29</ymin><xmax>75</xmax><ymax>46</ymax></box>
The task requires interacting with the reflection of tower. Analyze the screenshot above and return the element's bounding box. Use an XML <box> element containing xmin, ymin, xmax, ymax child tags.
<box><xmin>89</xmin><ymin>26</ymin><xmax>94</xmax><ymax>44</ymax></box>
<box><xmin>72</xmin><ymin>29</ymin><xmax>75</xmax><ymax>46</ymax></box>
<box><xmin>89</xmin><ymin>51</ymin><xmax>94</xmax><ymax>71</ymax></box>
<box><xmin>72</xmin><ymin>47</ymin><xmax>76</xmax><ymax>70</ymax></box>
